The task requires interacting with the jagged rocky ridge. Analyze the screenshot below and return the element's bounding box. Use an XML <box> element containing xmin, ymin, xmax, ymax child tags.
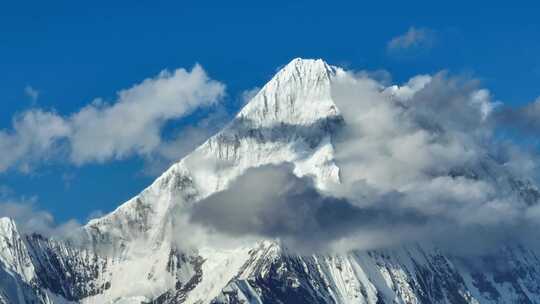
<box><xmin>1</xmin><ymin>58</ymin><xmax>540</xmax><ymax>303</ymax></box>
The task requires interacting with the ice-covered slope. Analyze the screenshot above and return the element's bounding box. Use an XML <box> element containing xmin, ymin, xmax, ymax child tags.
<box><xmin>1</xmin><ymin>58</ymin><xmax>540</xmax><ymax>303</ymax></box>
<box><xmin>78</xmin><ymin>59</ymin><xmax>343</xmax><ymax>271</ymax></box>
<box><xmin>0</xmin><ymin>218</ymin><xmax>66</xmax><ymax>304</ymax></box>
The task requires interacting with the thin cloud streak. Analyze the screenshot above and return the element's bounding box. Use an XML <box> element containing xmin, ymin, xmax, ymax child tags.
<box><xmin>387</xmin><ymin>26</ymin><xmax>435</xmax><ymax>52</ymax></box>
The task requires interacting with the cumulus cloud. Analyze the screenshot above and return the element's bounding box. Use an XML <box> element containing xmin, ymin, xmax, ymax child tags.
<box><xmin>332</xmin><ymin>70</ymin><xmax>497</xmax><ymax>189</ymax></box>
<box><xmin>387</xmin><ymin>27</ymin><xmax>435</xmax><ymax>52</ymax></box>
<box><xmin>186</xmin><ymin>67</ymin><xmax>540</xmax><ymax>254</ymax></box>
<box><xmin>327</xmin><ymin>69</ymin><xmax>540</xmax><ymax>253</ymax></box>
<box><xmin>69</xmin><ymin>64</ymin><xmax>225</xmax><ymax>164</ymax></box>
<box><xmin>0</xmin><ymin>64</ymin><xmax>225</xmax><ymax>173</ymax></box>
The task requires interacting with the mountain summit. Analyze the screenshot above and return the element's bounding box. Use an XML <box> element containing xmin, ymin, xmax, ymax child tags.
<box><xmin>1</xmin><ymin>59</ymin><xmax>540</xmax><ymax>304</ymax></box>
<box><xmin>238</xmin><ymin>58</ymin><xmax>338</xmax><ymax>126</ymax></box>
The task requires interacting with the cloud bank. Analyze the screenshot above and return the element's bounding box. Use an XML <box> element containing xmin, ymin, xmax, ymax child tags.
<box><xmin>186</xmin><ymin>67</ymin><xmax>540</xmax><ymax>254</ymax></box>
<box><xmin>189</xmin><ymin>164</ymin><xmax>430</xmax><ymax>253</ymax></box>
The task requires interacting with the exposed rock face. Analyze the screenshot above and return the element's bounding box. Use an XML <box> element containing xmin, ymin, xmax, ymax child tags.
<box><xmin>1</xmin><ymin>58</ymin><xmax>540</xmax><ymax>304</ymax></box>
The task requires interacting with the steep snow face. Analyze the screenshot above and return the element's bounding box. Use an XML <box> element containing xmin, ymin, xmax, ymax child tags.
<box><xmin>84</xmin><ymin>58</ymin><xmax>343</xmax><ymax>248</ymax></box>
<box><xmin>237</xmin><ymin>58</ymin><xmax>338</xmax><ymax>127</ymax></box>
<box><xmin>183</xmin><ymin>58</ymin><xmax>342</xmax><ymax>196</ymax></box>
<box><xmin>0</xmin><ymin>218</ymin><xmax>34</xmax><ymax>284</ymax></box>
<box><xmin>0</xmin><ymin>218</ymin><xmax>64</xmax><ymax>304</ymax></box>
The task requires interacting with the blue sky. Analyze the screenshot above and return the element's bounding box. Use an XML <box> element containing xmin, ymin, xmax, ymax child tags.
<box><xmin>1</xmin><ymin>1</ymin><xmax>540</xmax><ymax>224</ymax></box>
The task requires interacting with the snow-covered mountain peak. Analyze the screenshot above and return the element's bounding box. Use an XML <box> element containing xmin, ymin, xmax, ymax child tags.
<box><xmin>79</xmin><ymin>58</ymin><xmax>343</xmax><ymax>256</ymax></box>
<box><xmin>3</xmin><ymin>59</ymin><xmax>540</xmax><ymax>304</ymax></box>
<box><xmin>271</xmin><ymin>58</ymin><xmax>333</xmax><ymax>82</ymax></box>
<box><xmin>276</xmin><ymin>58</ymin><xmax>333</xmax><ymax>80</ymax></box>
<box><xmin>237</xmin><ymin>58</ymin><xmax>340</xmax><ymax>127</ymax></box>
<box><xmin>179</xmin><ymin>58</ymin><xmax>343</xmax><ymax>195</ymax></box>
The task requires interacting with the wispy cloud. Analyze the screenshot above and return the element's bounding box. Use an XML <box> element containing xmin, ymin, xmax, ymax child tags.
<box><xmin>24</xmin><ymin>85</ymin><xmax>39</xmax><ymax>102</ymax></box>
<box><xmin>240</xmin><ymin>86</ymin><xmax>260</xmax><ymax>106</ymax></box>
<box><xmin>387</xmin><ymin>26</ymin><xmax>435</xmax><ymax>52</ymax></box>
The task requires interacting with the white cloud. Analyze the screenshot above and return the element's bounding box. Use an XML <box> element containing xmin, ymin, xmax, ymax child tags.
<box><xmin>69</xmin><ymin>64</ymin><xmax>225</xmax><ymax>164</ymax></box>
<box><xmin>327</xmin><ymin>70</ymin><xmax>540</xmax><ymax>252</ymax></box>
<box><xmin>0</xmin><ymin>110</ymin><xmax>70</xmax><ymax>172</ymax></box>
<box><xmin>0</xmin><ymin>64</ymin><xmax>225</xmax><ymax>172</ymax></box>
<box><xmin>24</xmin><ymin>85</ymin><xmax>39</xmax><ymax>102</ymax></box>
<box><xmin>387</xmin><ymin>27</ymin><xmax>434</xmax><ymax>52</ymax></box>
